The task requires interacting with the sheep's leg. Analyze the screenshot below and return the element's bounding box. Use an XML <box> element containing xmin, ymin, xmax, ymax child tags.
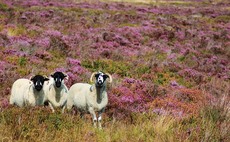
<box><xmin>98</xmin><ymin>114</ymin><xmax>102</xmax><ymax>129</ymax></box>
<box><xmin>9</xmin><ymin>95</ymin><xmax>14</xmax><ymax>105</ymax></box>
<box><xmin>66</xmin><ymin>97</ymin><xmax>74</xmax><ymax>110</ymax></box>
<box><xmin>88</xmin><ymin>107</ymin><xmax>97</xmax><ymax>128</ymax></box>
<box><xmin>48</xmin><ymin>102</ymin><xmax>55</xmax><ymax>113</ymax></box>
<box><xmin>98</xmin><ymin>108</ymin><xmax>105</xmax><ymax>129</ymax></box>
<box><xmin>47</xmin><ymin>93</ymin><xmax>60</xmax><ymax>108</ymax></box>
<box><xmin>49</xmin><ymin>99</ymin><xmax>60</xmax><ymax>108</ymax></box>
<box><xmin>61</xmin><ymin>105</ymin><xmax>66</xmax><ymax>113</ymax></box>
<box><xmin>80</xmin><ymin>112</ymin><xmax>85</xmax><ymax>119</ymax></box>
<box><xmin>61</xmin><ymin>99</ymin><xmax>67</xmax><ymax>113</ymax></box>
<box><xmin>59</xmin><ymin>92</ymin><xmax>68</xmax><ymax>107</ymax></box>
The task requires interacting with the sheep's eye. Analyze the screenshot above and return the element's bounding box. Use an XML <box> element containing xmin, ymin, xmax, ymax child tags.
<box><xmin>95</xmin><ymin>74</ymin><xmax>99</xmax><ymax>78</ymax></box>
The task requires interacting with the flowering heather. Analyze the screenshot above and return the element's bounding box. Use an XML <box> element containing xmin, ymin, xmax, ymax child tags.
<box><xmin>109</xmin><ymin>78</ymin><xmax>156</xmax><ymax>114</ymax></box>
<box><xmin>0</xmin><ymin>0</ymin><xmax>229</xmax><ymax>141</ymax></box>
<box><xmin>35</xmin><ymin>37</ymin><xmax>50</xmax><ymax>48</ymax></box>
<box><xmin>0</xmin><ymin>61</ymin><xmax>8</xmax><ymax>73</ymax></box>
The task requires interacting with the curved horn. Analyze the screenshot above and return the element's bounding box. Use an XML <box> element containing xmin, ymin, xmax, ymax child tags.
<box><xmin>105</xmin><ymin>73</ymin><xmax>113</xmax><ymax>83</ymax></box>
<box><xmin>90</xmin><ymin>72</ymin><xmax>97</xmax><ymax>83</ymax></box>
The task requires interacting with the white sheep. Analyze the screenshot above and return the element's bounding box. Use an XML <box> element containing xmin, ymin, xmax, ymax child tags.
<box><xmin>66</xmin><ymin>71</ymin><xmax>112</xmax><ymax>128</ymax></box>
<box><xmin>9</xmin><ymin>75</ymin><xmax>49</xmax><ymax>107</ymax></box>
<box><xmin>43</xmin><ymin>71</ymin><xmax>69</xmax><ymax>113</ymax></box>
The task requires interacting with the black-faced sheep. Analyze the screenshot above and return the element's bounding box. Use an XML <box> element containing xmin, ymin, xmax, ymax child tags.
<box><xmin>9</xmin><ymin>75</ymin><xmax>49</xmax><ymax>107</ymax></box>
<box><xmin>43</xmin><ymin>71</ymin><xmax>68</xmax><ymax>112</ymax></box>
<box><xmin>66</xmin><ymin>71</ymin><xmax>112</xmax><ymax>128</ymax></box>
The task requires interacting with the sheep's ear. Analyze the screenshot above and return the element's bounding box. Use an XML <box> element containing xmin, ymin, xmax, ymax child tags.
<box><xmin>63</xmin><ymin>73</ymin><xmax>69</xmax><ymax>80</ymax></box>
<box><xmin>30</xmin><ymin>76</ymin><xmax>34</xmax><ymax>81</ymax></box>
<box><xmin>105</xmin><ymin>73</ymin><xmax>113</xmax><ymax>83</ymax></box>
<box><xmin>50</xmin><ymin>72</ymin><xmax>55</xmax><ymax>78</ymax></box>
<box><xmin>42</xmin><ymin>75</ymin><xmax>49</xmax><ymax>84</ymax></box>
<box><xmin>63</xmin><ymin>73</ymin><xmax>67</xmax><ymax>77</ymax></box>
<box><xmin>44</xmin><ymin>78</ymin><xmax>49</xmax><ymax>81</ymax></box>
<box><xmin>103</xmin><ymin>74</ymin><xmax>109</xmax><ymax>80</ymax></box>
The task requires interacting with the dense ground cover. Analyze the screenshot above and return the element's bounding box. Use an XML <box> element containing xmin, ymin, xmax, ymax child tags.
<box><xmin>0</xmin><ymin>0</ymin><xmax>229</xmax><ymax>141</ymax></box>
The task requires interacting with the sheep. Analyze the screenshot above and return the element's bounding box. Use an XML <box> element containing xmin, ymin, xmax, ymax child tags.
<box><xmin>43</xmin><ymin>71</ymin><xmax>69</xmax><ymax>113</ymax></box>
<box><xmin>9</xmin><ymin>75</ymin><xmax>49</xmax><ymax>107</ymax></box>
<box><xmin>66</xmin><ymin>71</ymin><xmax>112</xmax><ymax>128</ymax></box>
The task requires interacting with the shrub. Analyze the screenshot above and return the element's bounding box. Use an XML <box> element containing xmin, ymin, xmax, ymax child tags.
<box><xmin>82</xmin><ymin>59</ymin><xmax>131</xmax><ymax>77</ymax></box>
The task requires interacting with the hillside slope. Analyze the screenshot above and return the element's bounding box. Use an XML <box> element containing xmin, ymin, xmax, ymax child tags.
<box><xmin>0</xmin><ymin>0</ymin><xmax>229</xmax><ymax>141</ymax></box>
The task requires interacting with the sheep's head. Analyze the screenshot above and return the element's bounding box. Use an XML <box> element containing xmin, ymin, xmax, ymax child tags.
<box><xmin>51</xmin><ymin>72</ymin><xmax>68</xmax><ymax>88</ymax></box>
<box><xmin>30</xmin><ymin>75</ymin><xmax>49</xmax><ymax>91</ymax></box>
<box><xmin>90</xmin><ymin>71</ymin><xmax>112</xmax><ymax>87</ymax></box>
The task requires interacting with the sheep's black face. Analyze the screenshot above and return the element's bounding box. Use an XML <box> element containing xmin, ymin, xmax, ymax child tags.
<box><xmin>31</xmin><ymin>75</ymin><xmax>49</xmax><ymax>91</ymax></box>
<box><xmin>95</xmin><ymin>72</ymin><xmax>109</xmax><ymax>87</ymax></box>
<box><xmin>51</xmin><ymin>72</ymin><xmax>67</xmax><ymax>88</ymax></box>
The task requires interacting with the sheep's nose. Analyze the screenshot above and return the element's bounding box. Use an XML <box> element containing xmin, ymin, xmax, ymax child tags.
<box><xmin>98</xmin><ymin>80</ymin><xmax>103</xmax><ymax>84</ymax></box>
<box><xmin>56</xmin><ymin>82</ymin><xmax>61</xmax><ymax>88</ymax></box>
<box><xmin>35</xmin><ymin>85</ymin><xmax>42</xmax><ymax>91</ymax></box>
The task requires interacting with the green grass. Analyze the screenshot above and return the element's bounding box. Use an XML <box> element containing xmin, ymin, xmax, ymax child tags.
<box><xmin>82</xmin><ymin>59</ymin><xmax>131</xmax><ymax>77</ymax></box>
<box><xmin>0</xmin><ymin>2</ymin><xmax>8</xmax><ymax>11</ymax></box>
<box><xmin>1</xmin><ymin>102</ymin><xmax>228</xmax><ymax>142</ymax></box>
<box><xmin>0</xmin><ymin>107</ymin><xmax>176</xmax><ymax>141</ymax></box>
<box><xmin>102</xmin><ymin>0</ymin><xmax>194</xmax><ymax>7</ymax></box>
<box><xmin>18</xmin><ymin>57</ymin><xmax>27</xmax><ymax>66</ymax></box>
<box><xmin>0</xmin><ymin>0</ymin><xmax>229</xmax><ymax>141</ymax></box>
<box><xmin>7</xmin><ymin>25</ymin><xmax>27</xmax><ymax>37</ymax></box>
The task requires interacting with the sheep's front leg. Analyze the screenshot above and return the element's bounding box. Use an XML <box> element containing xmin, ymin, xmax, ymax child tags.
<box><xmin>61</xmin><ymin>99</ymin><xmax>67</xmax><ymax>113</ymax></box>
<box><xmin>66</xmin><ymin>96</ymin><xmax>74</xmax><ymax>110</ymax></box>
<box><xmin>80</xmin><ymin>112</ymin><xmax>85</xmax><ymax>119</ymax></box>
<box><xmin>48</xmin><ymin>102</ymin><xmax>55</xmax><ymax>113</ymax></box>
<box><xmin>59</xmin><ymin>92</ymin><xmax>68</xmax><ymax>107</ymax></box>
<box><xmin>88</xmin><ymin>107</ymin><xmax>97</xmax><ymax>128</ymax></box>
<box><xmin>61</xmin><ymin>105</ymin><xmax>66</xmax><ymax>113</ymax></box>
<box><xmin>47</xmin><ymin>93</ymin><xmax>60</xmax><ymax>108</ymax></box>
<box><xmin>98</xmin><ymin>108</ymin><xmax>105</xmax><ymax>129</ymax></box>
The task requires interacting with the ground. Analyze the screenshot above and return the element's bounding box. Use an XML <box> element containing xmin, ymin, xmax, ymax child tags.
<box><xmin>0</xmin><ymin>0</ymin><xmax>229</xmax><ymax>141</ymax></box>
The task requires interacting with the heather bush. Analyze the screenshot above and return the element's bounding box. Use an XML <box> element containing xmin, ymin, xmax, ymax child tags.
<box><xmin>0</xmin><ymin>2</ymin><xmax>8</xmax><ymax>11</ymax></box>
<box><xmin>108</xmin><ymin>78</ymin><xmax>157</xmax><ymax>118</ymax></box>
<box><xmin>0</xmin><ymin>0</ymin><xmax>229</xmax><ymax>141</ymax></box>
